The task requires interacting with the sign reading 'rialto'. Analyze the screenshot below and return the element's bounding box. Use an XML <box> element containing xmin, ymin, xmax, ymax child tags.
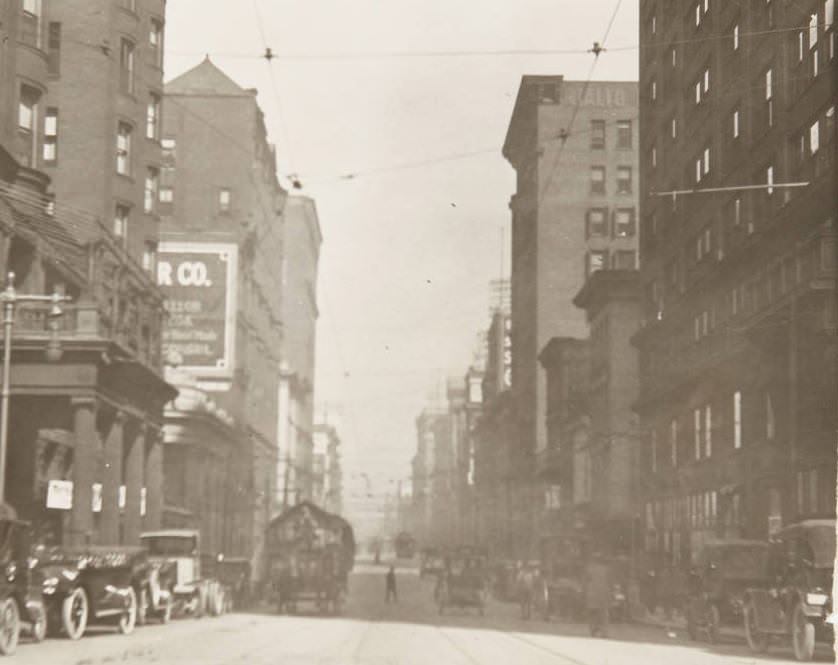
<box><xmin>157</xmin><ymin>242</ymin><xmax>238</xmax><ymax>378</ymax></box>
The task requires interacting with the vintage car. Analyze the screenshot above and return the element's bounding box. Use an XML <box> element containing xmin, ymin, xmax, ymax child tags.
<box><xmin>743</xmin><ymin>520</ymin><xmax>835</xmax><ymax>661</ymax></box>
<box><xmin>685</xmin><ymin>539</ymin><xmax>770</xmax><ymax>642</ymax></box>
<box><xmin>420</xmin><ymin>549</ymin><xmax>446</xmax><ymax>580</ymax></box>
<box><xmin>140</xmin><ymin>530</ymin><xmax>224</xmax><ymax>618</ymax></box>
<box><xmin>213</xmin><ymin>556</ymin><xmax>252</xmax><ymax>611</ymax></box>
<box><xmin>0</xmin><ymin>508</ymin><xmax>47</xmax><ymax>655</ymax></box>
<box><xmin>544</xmin><ymin>559</ymin><xmax>585</xmax><ymax>621</ymax></box>
<box><xmin>437</xmin><ymin>552</ymin><xmax>488</xmax><ymax>616</ymax></box>
<box><xmin>135</xmin><ymin>556</ymin><xmax>175</xmax><ymax>625</ymax></box>
<box><xmin>38</xmin><ymin>545</ymin><xmax>144</xmax><ymax>640</ymax></box>
<box><xmin>267</xmin><ymin>502</ymin><xmax>355</xmax><ymax>615</ymax></box>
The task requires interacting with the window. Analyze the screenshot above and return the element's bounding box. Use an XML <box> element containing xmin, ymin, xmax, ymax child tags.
<box><xmin>47</xmin><ymin>21</ymin><xmax>61</xmax><ymax>75</ymax></box>
<box><xmin>149</xmin><ymin>19</ymin><xmax>164</xmax><ymax>67</ymax></box>
<box><xmin>614</xmin><ymin>250</ymin><xmax>637</xmax><ymax>270</ymax></box>
<box><xmin>766</xmin><ymin>392</ymin><xmax>775</xmax><ymax>441</ymax></box>
<box><xmin>617</xmin><ymin>120</ymin><xmax>632</xmax><ymax>149</ymax></box>
<box><xmin>144</xmin><ymin>167</ymin><xmax>159</xmax><ymax>214</ymax></box>
<box><xmin>732</xmin><ymin>108</ymin><xmax>740</xmax><ymax>138</ymax></box>
<box><xmin>734</xmin><ymin>391</ymin><xmax>743</xmax><ymax>448</ymax></box>
<box><xmin>116</xmin><ymin>122</ymin><xmax>132</xmax><ymax>175</ymax></box>
<box><xmin>591</xmin><ymin>120</ymin><xmax>605</xmax><ymax>149</ymax></box>
<box><xmin>159</xmin><ymin>166</ymin><xmax>174</xmax><ymax>203</ymax></box>
<box><xmin>810</xmin><ymin>120</ymin><xmax>820</xmax><ymax>154</ymax></box>
<box><xmin>764</xmin><ymin>67</ymin><xmax>774</xmax><ymax>127</ymax></box>
<box><xmin>587</xmin><ymin>251</ymin><xmax>608</xmax><ymax>276</ymax></box>
<box><xmin>651</xmin><ymin>145</ymin><xmax>657</xmax><ymax>169</ymax></box>
<box><xmin>114</xmin><ymin>204</ymin><xmax>130</xmax><ymax>244</ymax></box>
<box><xmin>614</xmin><ymin>208</ymin><xmax>636</xmax><ymax>237</ymax></box>
<box><xmin>651</xmin><ymin>79</ymin><xmax>657</xmax><ymax>102</ymax></box>
<box><xmin>586</xmin><ymin>208</ymin><xmax>608</xmax><ymax>237</ymax></box>
<box><xmin>616</xmin><ymin>166</ymin><xmax>632</xmax><ymax>194</ymax></box>
<box><xmin>20</xmin><ymin>0</ymin><xmax>41</xmax><ymax>47</ymax></box>
<box><xmin>651</xmin><ymin>14</ymin><xmax>656</xmax><ymax>35</ymax></box>
<box><xmin>161</xmin><ymin>137</ymin><xmax>176</xmax><ymax>160</ymax></box>
<box><xmin>43</xmin><ymin>107</ymin><xmax>58</xmax><ymax>163</ymax></box>
<box><xmin>590</xmin><ymin>166</ymin><xmax>606</xmax><ymax>194</ymax></box>
<box><xmin>219</xmin><ymin>188</ymin><xmax>232</xmax><ymax>213</ymax></box>
<box><xmin>694</xmin><ymin>67</ymin><xmax>710</xmax><ymax>104</ymax></box>
<box><xmin>651</xmin><ymin>430</ymin><xmax>657</xmax><ymax>473</ymax></box>
<box><xmin>146</xmin><ymin>93</ymin><xmax>161</xmax><ymax>141</ymax></box>
<box><xmin>766</xmin><ymin>165</ymin><xmax>774</xmax><ymax>195</ymax></box>
<box><xmin>143</xmin><ymin>241</ymin><xmax>158</xmax><ymax>273</ymax></box>
<box><xmin>670</xmin><ymin>419</ymin><xmax>678</xmax><ymax>466</ymax></box>
<box><xmin>704</xmin><ymin>405</ymin><xmax>712</xmax><ymax>457</ymax></box>
<box><xmin>120</xmin><ymin>38</ymin><xmax>135</xmax><ymax>94</ymax></box>
<box><xmin>733</xmin><ymin>23</ymin><xmax>739</xmax><ymax>50</ymax></box>
<box><xmin>694</xmin><ymin>408</ymin><xmax>702</xmax><ymax>459</ymax></box>
<box><xmin>670</xmin><ymin>46</ymin><xmax>677</xmax><ymax>68</ymax></box>
<box><xmin>18</xmin><ymin>85</ymin><xmax>39</xmax><ymax>167</ymax></box>
<box><xmin>671</xmin><ymin>116</ymin><xmax>677</xmax><ymax>139</ymax></box>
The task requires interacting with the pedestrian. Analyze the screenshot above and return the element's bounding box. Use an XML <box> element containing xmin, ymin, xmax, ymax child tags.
<box><xmin>584</xmin><ymin>554</ymin><xmax>610</xmax><ymax>637</ymax></box>
<box><xmin>385</xmin><ymin>565</ymin><xmax>398</xmax><ymax>603</ymax></box>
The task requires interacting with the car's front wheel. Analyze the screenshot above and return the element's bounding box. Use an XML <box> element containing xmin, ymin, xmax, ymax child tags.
<box><xmin>744</xmin><ymin>599</ymin><xmax>768</xmax><ymax>653</ymax></box>
<box><xmin>62</xmin><ymin>587</ymin><xmax>89</xmax><ymax>640</ymax></box>
<box><xmin>117</xmin><ymin>587</ymin><xmax>138</xmax><ymax>635</ymax></box>
<box><xmin>0</xmin><ymin>597</ymin><xmax>20</xmax><ymax>655</ymax></box>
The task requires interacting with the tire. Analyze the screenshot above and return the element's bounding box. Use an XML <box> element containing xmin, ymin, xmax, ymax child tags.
<box><xmin>0</xmin><ymin>598</ymin><xmax>20</xmax><ymax>655</ymax></box>
<box><xmin>707</xmin><ymin>604</ymin><xmax>721</xmax><ymax>644</ymax></box>
<box><xmin>117</xmin><ymin>587</ymin><xmax>138</xmax><ymax>635</ymax></box>
<box><xmin>743</xmin><ymin>600</ymin><xmax>768</xmax><ymax>654</ymax></box>
<box><xmin>137</xmin><ymin>587</ymin><xmax>149</xmax><ymax>626</ymax></box>
<box><xmin>61</xmin><ymin>587</ymin><xmax>89</xmax><ymax>641</ymax></box>
<box><xmin>792</xmin><ymin>603</ymin><xmax>815</xmax><ymax>662</ymax></box>
<box><xmin>29</xmin><ymin>602</ymin><xmax>47</xmax><ymax>643</ymax></box>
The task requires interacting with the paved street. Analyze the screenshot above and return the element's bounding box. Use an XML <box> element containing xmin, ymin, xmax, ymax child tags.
<box><xmin>9</xmin><ymin>561</ymin><xmax>834</xmax><ymax>664</ymax></box>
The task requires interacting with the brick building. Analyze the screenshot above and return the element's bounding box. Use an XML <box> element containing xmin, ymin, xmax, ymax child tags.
<box><xmin>636</xmin><ymin>0</ymin><xmax>836</xmax><ymax>566</ymax></box>
<box><xmin>502</xmin><ymin>76</ymin><xmax>639</xmax><ymax>554</ymax></box>
<box><xmin>0</xmin><ymin>0</ymin><xmax>174</xmax><ymax>546</ymax></box>
<box><xmin>158</xmin><ymin>58</ymin><xmax>287</xmax><ymax>580</ymax></box>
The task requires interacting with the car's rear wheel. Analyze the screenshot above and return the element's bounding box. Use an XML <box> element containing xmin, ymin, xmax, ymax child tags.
<box><xmin>61</xmin><ymin>587</ymin><xmax>88</xmax><ymax>640</ymax></box>
<box><xmin>0</xmin><ymin>598</ymin><xmax>20</xmax><ymax>655</ymax></box>
<box><xmin>744</xmin><ymin>600</ymin><xmax>768</xmax><ymax>653</ymax></box>
<box><xmin>792</xmin><ymin>603</ymin><xmax>815</xmax><ymax>661</ymax></box>
<box><xmin>29</xmin><ymin>601</ymin><xmax>47</xmax><ymax>642</ymax></box>
<box><xmin>117</xmin><ymin>587</ymin><xmax>138</xmax><ymax>635</ymax></box>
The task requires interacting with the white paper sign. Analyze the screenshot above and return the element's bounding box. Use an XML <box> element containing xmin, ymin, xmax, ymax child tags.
<box><xmin>46</xmin><ymin>480</ymin><xmax>73</xmax><ymax>510</ymax></box>
<box><xmin>92</xmin><ymin>483</ymin><xmax>102</xmax><ymax>513</ymax></box>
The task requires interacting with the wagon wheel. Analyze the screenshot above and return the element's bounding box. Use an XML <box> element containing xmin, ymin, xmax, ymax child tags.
<box><xmin>0</xmin><ymin>598</ymin><xmax>20</xmax><ymax>655</ymax></box>
<box><xmin>117</xmin><ymin>587</ymin><xmax>138</xmax><ymax>635</ymax></box>
<box><xmin>743</xmin><ymin>599</ymin><xmax>768</xmax><ymax>653</ymax></box>
<box><xmin>792</xmin><ymin>603</ymin><xmax>815</xmax><ymax>662</ymax></box>
<box><xmin>29</xmin><ymin>601</ymin><xmax>47</xmax><ymax>643</ymax></box>
<box><xmin>61</xmin><ymin>587</ymin><xmax>89</xmax><ymax>640</ymax></box>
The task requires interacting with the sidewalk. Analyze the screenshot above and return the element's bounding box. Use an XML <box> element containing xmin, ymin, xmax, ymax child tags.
<box><xmin>635</xmin><ymin>609</ymin><xmax>747</xmax><ymax>643</ymax></box>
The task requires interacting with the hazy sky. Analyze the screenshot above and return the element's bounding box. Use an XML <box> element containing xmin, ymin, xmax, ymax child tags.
<box><xmin>164</xmin><ymin>1</ymin><xmax>639</xmax><ymax>501</ymax></box>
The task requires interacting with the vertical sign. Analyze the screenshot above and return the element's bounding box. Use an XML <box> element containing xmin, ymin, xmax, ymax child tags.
<box><xmin>157</xmin><ymin>242</ymin><xmax>238</xmax><ymax>379</ymax></box>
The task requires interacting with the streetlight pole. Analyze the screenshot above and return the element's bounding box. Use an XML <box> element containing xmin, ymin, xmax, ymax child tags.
<box><xmin>0</xmin><ymin>271</ymin><xmax>70</xmax><ymax>506</ymax></box>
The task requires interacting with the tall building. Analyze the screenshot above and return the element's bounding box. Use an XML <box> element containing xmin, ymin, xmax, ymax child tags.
<box><xmin>158</xmin><ymin>58</ymin><xmax>286</xmax><ymax>580</ymax></box>
<box><xmin>502</xmin><ymin>76</ymin><xmax>639</xmax><ymax>554</ymax></box>
<box><xmin>0</xmin><ymin>0</ymin><xmax>173</xmax><ymax>546</ymax></box>
<box><xmin>312</xmin><ymin>421</ymin><xmax>343</xmax><ymax>515</ymax></box>
<box><xmin>636</xmin><ymin>0</ymin><xmax>836</xmax><ymax>565</ymax></box>
<box><xmin>276</xmin><ymin>194</ymin><xmax>321</xmax><ymax>507</ymax></box>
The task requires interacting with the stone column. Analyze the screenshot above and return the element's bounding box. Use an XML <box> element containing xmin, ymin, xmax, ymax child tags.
<box><xmin>100</xmin><ymin>409</ymin><xmax>124</xmax><ymax>545</ymax></box>
<box><xmin>69</xmin><ymin>397</ymin><xmax>96</xmax><ymax>547</ymax></box>
<box><xmin>123</xmin><ymin>422</ymin><xmax>145</xmax><ymax>544</ymax></box>
<box><xmin>144</xmin><ymin>430</ymin><xmax>163</xmax><ymax>530</ymax></box>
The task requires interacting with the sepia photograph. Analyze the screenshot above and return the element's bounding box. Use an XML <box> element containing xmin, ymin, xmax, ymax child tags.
<box><xmin>0</xmin><ymin>0</ymin><xmax>836</xmax><ymax>662</ymax></box>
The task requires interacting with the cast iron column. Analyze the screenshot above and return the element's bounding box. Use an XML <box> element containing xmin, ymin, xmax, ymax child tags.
<box><xmin>69</xmin><ymin>397</ymin><xmax>97</xmax><ymax>546</ymax></box>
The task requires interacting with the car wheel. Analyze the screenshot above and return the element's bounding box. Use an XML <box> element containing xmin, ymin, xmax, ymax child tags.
<box><xmin>743</xmin><ymin>600</ymin><xmax>768</xmax><ymax>653</ymax></box>
<box><xmin>62</xmin><ymin>587</ymin><xmax>89</xmax><ymax>640</ymax></box>
<box><xmin>792</xmin><ymin>603</ymin><xmax>815</xmax><ymax>662</ymax></box>
<box><xmin>707</xmin><ymin>604</ymin><xmax>721</xmax><ymax>644</ymax></box>
<box><xmin>0</xmin><ymin>598</ymin><xmax>20</xmax><ymax>655</ymax></box>
<box><xmin>29</xmin><ymin>602</ymin><xmax>47</xmax><ymax>643</ymax></box>
<box><xmin>160</xmin><ymin>596</ymin><xmax>172</xmax><ymax>624</ymax></box>
<box><xmin>117</xmin><ymin>587</ymin><xmax>138</xmax><ymax>635</ymax></box>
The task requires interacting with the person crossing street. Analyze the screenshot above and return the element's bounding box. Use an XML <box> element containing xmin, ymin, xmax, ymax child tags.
<box><xmin>385</xmin><ymin>565</ymin><xmax>398</xmax><ymax>603</ymax></box>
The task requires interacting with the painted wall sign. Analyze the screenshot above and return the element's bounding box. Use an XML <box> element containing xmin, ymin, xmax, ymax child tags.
<box><xmin>157</xmin><ymin>242</ymin><xmax>238</xmax><ymax>379</ymax></box>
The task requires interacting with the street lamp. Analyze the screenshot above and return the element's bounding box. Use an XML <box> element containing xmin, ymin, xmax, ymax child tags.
<box><xmin>0</xmin><ymin>271</ymin><xmax>71</xmax><ymax>505</ymax></box>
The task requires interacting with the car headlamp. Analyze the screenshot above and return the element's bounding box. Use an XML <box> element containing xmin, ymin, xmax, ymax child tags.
<box><xmin>806</xmin><ymin>592</ymin><xmax>829</xmax><ymax>606</ymax></box>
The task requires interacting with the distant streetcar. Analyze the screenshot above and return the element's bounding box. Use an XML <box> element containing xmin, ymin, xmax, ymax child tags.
<box><xmin>394</xmin><ymin>532</ymin><xmax>417</xmax><ymax>559</ymax></box>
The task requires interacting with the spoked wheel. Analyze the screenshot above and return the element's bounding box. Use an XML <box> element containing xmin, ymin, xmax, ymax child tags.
<box><xmin>29</xmin><ymin>602</ymin><xmax>47</xmax><ymax>643</ymax></box>
<box><xmin>744</xmin><ymin>600</ymin><xmax>768</xmax><ymax>653</ymax></box>
<box><xmin>62</xmin><ymin>587</ymin><xmax>89</xmax><ymax>640</ymax></box>
<box><xmin>792</xmin><ymin>603</ymin><xmax>816</xmax><ymax>662</ymax></box>
<box><xmin>117</xmin><ymin>587</ymin><xmax>138</xmax><ymax>635</ymax></box>
<box><xmin>0</xmin><ymin>598</ymin><xmax>20</xmax><ymax>655</ymax></box>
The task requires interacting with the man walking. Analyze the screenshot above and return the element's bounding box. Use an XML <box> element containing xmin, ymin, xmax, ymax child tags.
<box><xmin>385</xmin><ymin>565</ymin><xmax>398</xmax><ymax>603</ymax></box>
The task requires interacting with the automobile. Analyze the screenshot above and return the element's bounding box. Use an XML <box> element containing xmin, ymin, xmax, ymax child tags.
<box><xmin>140</xmin><ymin>530</ymin><xmax>224</xmax><ymax>618</ymax></box>
<box><xmin>743</xmin><ymin>520</ymin><xmax>835</xmax><ymax>661</ymax></box>
<box><xmin>685</xmin><ymin>539</ymin><xmax>770</xmax><ymax>643</ymax></box>
<box><xmin>437</xmin><ymin>552</ymin><xmax>488</xmax><ymax>616</ymax></box>
<box><xmin>135</xmin><ymin>556</ymin><xmax>175</xmax><ymax>625</ymax></box>
<box><xmin>0</xmin><ymin>508</ymin><xmax>47</xmax><ymax>655</ymax></box>
<box><xmin>213</xmin><ymin>556</ymin><xmax>252</xmax><ymax>611</ymax></box>
<box><xmin>38</xmin><ymin>545</ymin><xmax>143</xmax><ymax>640</ymax></box>
<box><xmin>420</xmin><ymin>549</ymin><xmax>446</xmax><ymax>580</ymax></box>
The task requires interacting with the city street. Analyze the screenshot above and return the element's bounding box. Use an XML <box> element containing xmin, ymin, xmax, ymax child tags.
<box><xmin>9</xmin><ymin>561</ymin><xmax>833</xmax><ymax>664</ymax></box>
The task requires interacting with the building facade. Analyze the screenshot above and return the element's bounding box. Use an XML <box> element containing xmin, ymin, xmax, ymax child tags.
<box><xmin>636</xmin><ymin>0</ymin><xmax>836</xmax><ymax>566</ymax></box>
<box><xmin>502</xmin><ymin>76</ymin><xmax>639</xmax><ymax>554</ymax></box>
<box><xmin>158</xmin><ymin>58</ymin><xmax>286</xmax><ymax>579</ymax></box>
<box><xmin>311</xmin><ymin>421</ymin><xmax>343</xmax><ymax>515</ymax></box>
<box><xmin>0</xmin><ymin>0</ymin><xmax>173</xmax><ymax>546</ymax></box>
